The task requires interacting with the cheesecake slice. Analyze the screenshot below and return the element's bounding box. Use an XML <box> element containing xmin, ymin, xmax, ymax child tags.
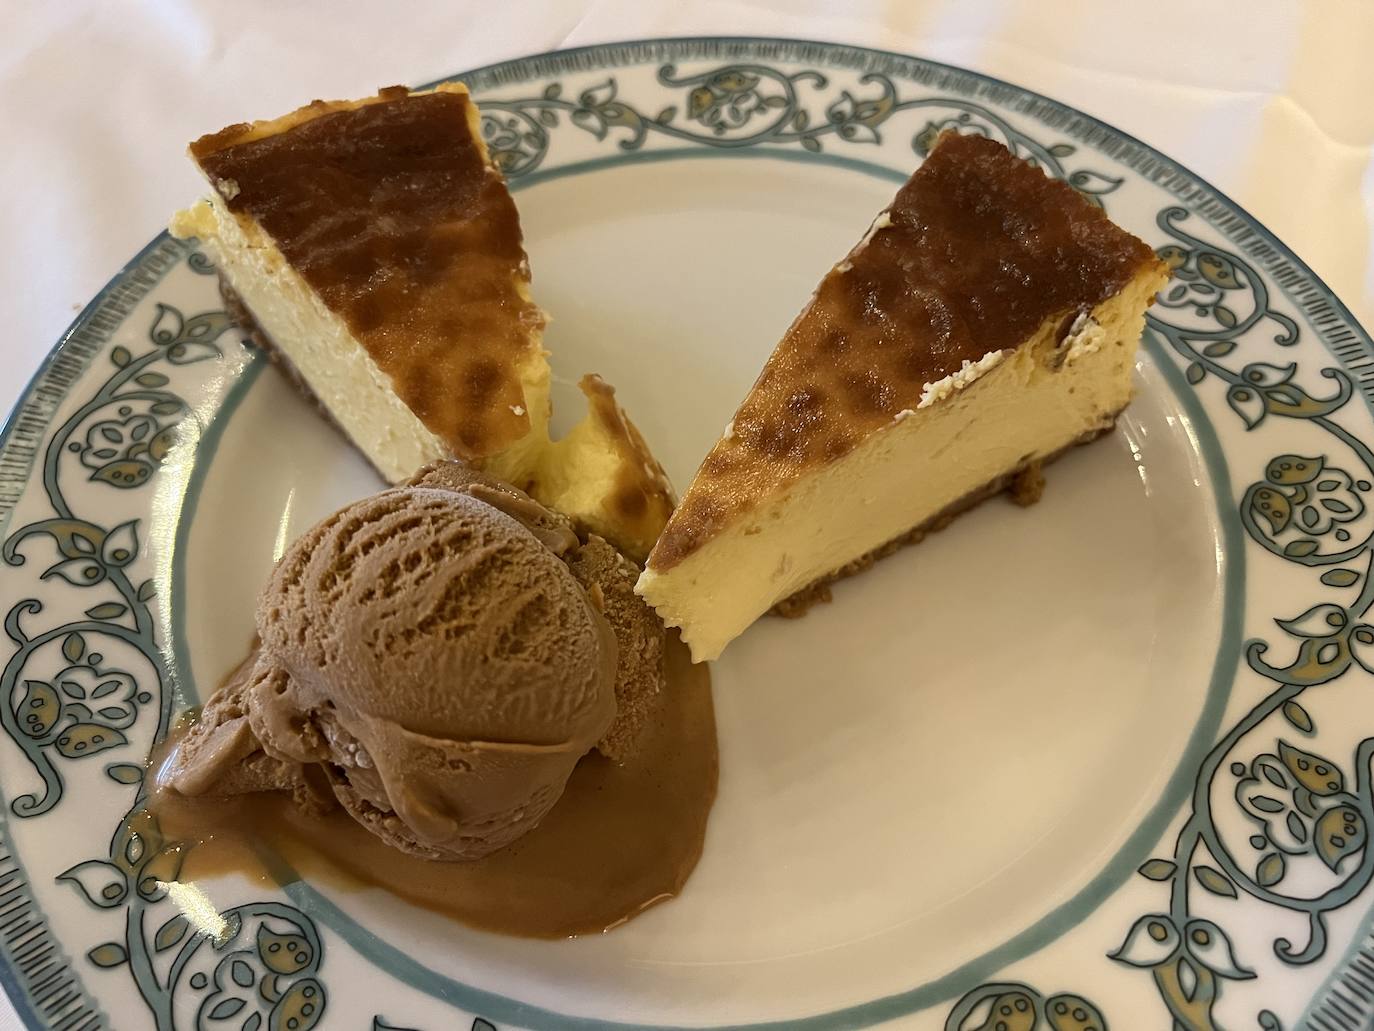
<box><xmin>637</xmin><ymin>132</ymin><xmax>1170</xmax><ymax>661</ymax></box>
<box><xmin>171</xmin><ymin>84</ymin><xmax>672</xmax><ymax>561</ymax></box>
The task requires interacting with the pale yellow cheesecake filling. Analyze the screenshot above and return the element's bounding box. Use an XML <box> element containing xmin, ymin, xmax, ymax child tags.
<box><xmin>541</xmin><ymin>403</ymin><xmax>655</xmax><ymax>551</ymax></box>
<box><xmin>172</xmin><ymin>189</ymin><xmax>668</xmax><ymax>561</ymax></box>
<box><xmin>170</xmin><ymin>82</ymin><xmax>678</xmax><ymax>559</ymax></box>
<box><xmin>172</xmin><ymin>195</ymin><xmax>556</xmax><ymax>484</ymax></box>
<box><xmin>636</xmin><ymin>271</ymin><xmax>1161</xmax><ymax>662</ymax></box>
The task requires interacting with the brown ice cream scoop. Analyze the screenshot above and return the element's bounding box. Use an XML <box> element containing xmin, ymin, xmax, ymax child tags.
<box><xmin>406</xmin><ymin>461</ymin><xmax>664</xmax><ymax>760</ymax></box>
<box><xmin>169</xmin><ymin>482</ymin><xmax>619</xmax><ymax>860</ymax></box>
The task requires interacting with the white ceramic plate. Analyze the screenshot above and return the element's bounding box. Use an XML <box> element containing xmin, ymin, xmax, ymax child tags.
<box><xmin>3</xmin><ymin>37</ymin><xmax>1374</xmax><ymax>1031</ymax></box>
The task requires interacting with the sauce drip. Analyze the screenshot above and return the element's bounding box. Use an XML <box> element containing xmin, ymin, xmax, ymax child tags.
<box><xmin>151</xmin><ymin>635</ymin><xmax>715</xmax><ymax>938</ymax></box>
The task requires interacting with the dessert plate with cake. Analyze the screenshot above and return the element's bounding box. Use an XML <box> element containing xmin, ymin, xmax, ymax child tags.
<box><xmin>1</xmin><ymin>37</ymin><xmax>1372</xmax><ymax>1031</ymax></box>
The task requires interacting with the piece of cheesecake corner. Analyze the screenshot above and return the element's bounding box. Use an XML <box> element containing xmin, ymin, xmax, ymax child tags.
<box><xmin>171</xmin><ymin>84</ymin><xmax>672</xmax><ymax>562</ymax></box>
<box><xmin>636</xmin><ymin>132</ymin><xmax>1170</xmax><ymax>662</ymax></box>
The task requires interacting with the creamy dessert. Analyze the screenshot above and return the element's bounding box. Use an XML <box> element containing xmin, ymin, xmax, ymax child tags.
<box><xmin>158</xmin><ymin>463</ymin><xmax>715</xmax><ymax>937</ymax></box>
<box><xmin>161</xmin><ymin>462</ymin><xmax>678</xmax><ymax>862</ymax></box>
<box><xmin>170</xmin><ymin>84</ymin><xmax>672</xmax><ymax>561</ymax></box>
<box><xmin>637</xmin><ymin>132</ymin><xmax>1171</xmax><ymax>661</ymax></box>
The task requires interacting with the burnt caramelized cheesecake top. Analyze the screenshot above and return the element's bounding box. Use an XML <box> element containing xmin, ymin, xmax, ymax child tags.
<box><xmin>191</xmin><ymin>86</ymin><xmax>543</xmax><ymax>461</ymax></box>
<box><xmin>577</xmin><ymin>374</ymin><xmax>676</xmax><ymax>529</ymax></box>
<box><xmin>647</xmin><ymin>132</ymin><xmax>1163</xmax><ymax>572</ymax></box>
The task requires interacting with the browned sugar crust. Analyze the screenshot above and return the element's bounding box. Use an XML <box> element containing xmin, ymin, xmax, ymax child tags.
<box><xmin>576</xmin><ymin>374</ymin><xmax>676</xmax><ymax>559</ymax></box>
<box><xmin>770</xmin><ymin>417</ymin><xmax>1116</xmax><ymax>618</ymax></box>
<box><xmin>194</xmin><ymin>88</ymin><xmax>544</xmax><ymax>462</ymax></box>
<box><xmin>650</xmin><ymin>133</ymin><xmax>1166</xmax><ymax>572</ymax></box>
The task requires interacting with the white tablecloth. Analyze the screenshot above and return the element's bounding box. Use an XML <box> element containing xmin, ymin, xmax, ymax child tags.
<box><xmin>2</xmin><ymin>1</ymin><xmax>1372</xmax><ymax>1026</ymax></box>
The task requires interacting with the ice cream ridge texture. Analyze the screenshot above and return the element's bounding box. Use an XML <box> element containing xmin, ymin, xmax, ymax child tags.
<box><xmin>161</xmin><ymin>462</ymin><xmax>665</xmax><ymax>860</ymax></box>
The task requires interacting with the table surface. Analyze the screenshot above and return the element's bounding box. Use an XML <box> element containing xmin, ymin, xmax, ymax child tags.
<box><xmin>2</xmin><ymin>1</ymin><xmax>1373</xmax><ymax>1027</ymax></box>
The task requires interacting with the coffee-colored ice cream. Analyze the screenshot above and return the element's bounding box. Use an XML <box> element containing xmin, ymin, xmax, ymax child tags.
<box><xmin>162</xmin><ymin>462</ymin><xmax>666</xmax><ymax>860</ymax></box>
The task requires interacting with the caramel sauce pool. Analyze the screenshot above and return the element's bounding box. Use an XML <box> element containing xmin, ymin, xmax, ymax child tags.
<box><xmin>150</xmin><ymin>636</ymin><xmax>715</xmax><ymax>938</ymax></box>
